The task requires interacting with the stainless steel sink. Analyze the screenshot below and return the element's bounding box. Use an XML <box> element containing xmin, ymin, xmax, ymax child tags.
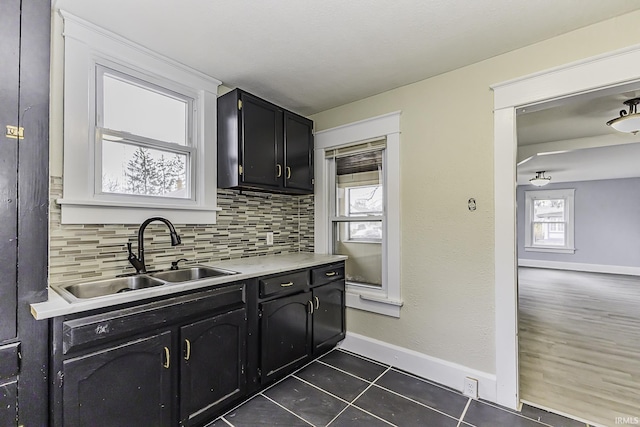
<box><xmin>56</xmin><ymin>275</ymin><xmax>166</xmax><ymax>300</ymax></box>
<box><xmin>149</xmin><ymin>266</ymin><xmax>237</xmax><ymax>283</ymax></box>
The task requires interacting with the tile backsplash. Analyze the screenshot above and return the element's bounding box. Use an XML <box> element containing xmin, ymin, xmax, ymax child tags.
<box><xmin>49</xmin><ymin>176</ymin><xmax>314</xmax><ymax>285</ymax></box>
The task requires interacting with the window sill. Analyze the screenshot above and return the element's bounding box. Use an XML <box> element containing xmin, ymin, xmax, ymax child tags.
<box><xmin>524</xmin><ymin>246</ymin><xmax>575</xmax><ymax>254</ymax></box>
<box><xmin>58</xmin><ymin>199</ymin><xmax>220</xmax><ymax>225</ymax></box>
<box><xmin>345</xmin><ymin>288</ymin><xmax>403</xmax><ymax>318</ymax></box>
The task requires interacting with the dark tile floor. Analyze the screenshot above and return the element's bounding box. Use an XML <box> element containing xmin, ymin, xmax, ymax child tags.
<box><xmin>211</xmin><ymin>349</ymin><xmax>592</xmax><ymax>427</ymax></box>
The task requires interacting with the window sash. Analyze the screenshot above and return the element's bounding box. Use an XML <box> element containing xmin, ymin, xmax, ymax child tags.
<box><xmin>93</xmin><ymin>65</ymin><xmax>197</xmax><ymax>201</ymax></box>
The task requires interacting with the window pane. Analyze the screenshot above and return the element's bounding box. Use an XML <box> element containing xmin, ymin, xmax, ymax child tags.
<box><xmin>533</xmin><ymin>222</ymin><xmax>565</xmax><ymax>246</ymax></box>
<box><xmin>348</xmin><ymin>186</ymin><xmax>383</xmax><ymax>216</ymax></box>
<box><xmin>533</xmin><ymin>199</ymin><xmax>564</xmax><ymax>222</ymax></box>
<box><xmin>102</xmin><ymin>140</ymin><xmax>188</xmax><ymax>198</ymax></box>
<box><xmin>103</xmin><ymin>74</ymin><xmax>188</xmax><ymax>145</ymax></box>
<box><xmin>349</xmin><ymin>222</ymin><xmax>382</xmax><ymax>240</ymax></box>
<box><xmin>333</xmin><ymin>222</ymin><xmax>382</xmax><ymax>287</ymax></box>
<box><xmin>335</xmin><ymin>150</ymin><xmax>383</xmax><ymax>217</ymax></box>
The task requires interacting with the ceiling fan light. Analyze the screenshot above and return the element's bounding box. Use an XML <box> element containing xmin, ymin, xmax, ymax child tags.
<box><xmin>529</xmin><ymin>171</ymin><xmax>551</xmax><ymax>187</ymax></box>
<box><xmin>606</xmin><ymin>114</ymin><xmax>640</xmax><ymax>134</ymax></box>
<box><xmin>607</xmin><ymin>98</ymin><xmax>640</xmax><ymax>134</ymax></box>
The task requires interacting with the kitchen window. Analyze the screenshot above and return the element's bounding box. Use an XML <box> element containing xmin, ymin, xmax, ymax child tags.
<box><xmin>58</xmin><ymin>12</ymin><xmax>220</xmax><ymax>224</ymax></box>
<box><xmin>96</xmin><ymin>66</ymin><xmax>194</xmax><ymax>199</ymax></box>
<box><xmin>524</xmin><ymin>189</ymin><xmax>575</xmax><ymax>254</ymax></box>
<box><xmin>315</xmin><ymin>111</ymin><xmax>402</xmax><ymax>317</ymax></box>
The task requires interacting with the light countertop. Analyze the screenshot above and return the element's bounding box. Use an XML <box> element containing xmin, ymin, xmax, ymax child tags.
<box><xmin>31</xmin><ymin>253</ymin><xmax>346</xmax><ymax>320</ymax></box>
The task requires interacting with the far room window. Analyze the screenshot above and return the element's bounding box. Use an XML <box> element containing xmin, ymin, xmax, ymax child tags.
<box><xmin>524</xmin><ymin>189</ymin><xmax>575</xmax><ymax>254</ymax></box>
<box><xmin>97</xmin><ymin>66</ymin><xmax>194</xmax><ymax>199</ymax></box>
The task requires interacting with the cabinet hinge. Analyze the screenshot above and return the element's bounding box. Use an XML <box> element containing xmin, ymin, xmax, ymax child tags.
<box><xmin>258</xmin><ymin>309</ymin><xmax>263</xmax><ymax>318</ymax></box>
<box><xmin>257</xmin><ymin>368</ymin><xmax>262</xmax><ymax>378</ymax></box>
<box><xmin>239</xmin><ymin>165</ymin><xmax>243</xmax><ymax>175</ymax></box>
<box><xmin>312</xmin><ymin>178</ymin><xmax>315</xmax><ymax>185</ymax></box>
<box><xmin>238</xmin><ymin>99</ymin><xmax>242</xmax><ymax>110</ymax></box>
<box><xmin>241</xmin><ymin>364</ymin><xmax>245</xmax><ymax>374</ymax></box>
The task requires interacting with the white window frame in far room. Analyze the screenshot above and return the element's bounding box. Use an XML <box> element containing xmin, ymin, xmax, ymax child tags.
<box><xmin>524</xmin><ymin>189</ymin><xmax>575</xmax><ymax>254</ymax></box>
<box><xmin>314</xmin><ymin>111</ymin><xmax>402</xmax><ymax>317</ymax></box>
<box><xmin>57</xmin><ymin>10</ymin><xmax>221</xmax><ymax>224</ymax></box>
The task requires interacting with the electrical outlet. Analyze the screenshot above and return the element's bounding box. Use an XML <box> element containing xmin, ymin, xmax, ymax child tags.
<box><xmin>463</xmin><ymin>377</ymin><xmax>478</xmax><ymax>399</ymax></box>
<box><xmin>266</xmin><ymin>232</ymin><xmax>274</xmax><ymax>246</ymax></box>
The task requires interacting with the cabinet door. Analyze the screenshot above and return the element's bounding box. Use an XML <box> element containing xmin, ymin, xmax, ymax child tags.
<box><xmin>313</xmin><ymin>281</ymin><xmax>346</xmax><ymax>355</ymax></box>
<box><xmin>284</xmin><ymin>111</ymin><xmax>314</xmax><ymax>192</ymax></box>
<box><xmin>260</xmin><ymin>292</ymin><xmax>311</xmax><ymax>383</ymax></box>
<box><xmin>241</xmin><ymin>93</ymin><xmax>283</xmax><ymax>188</ymax></box>
<box><xmin>63</xmin><ymin>332</ymin><xmax>172</xmax><ymax>427</ymax></box>
<box><xmin>0</xmin><ymin>0</ymin><xmax>20</xmax><ymax>344</ymax></box>
<box><xmin>180</xmin><ymin>308</ymin><xmax>247</xmax><ymax>426</ymax></box>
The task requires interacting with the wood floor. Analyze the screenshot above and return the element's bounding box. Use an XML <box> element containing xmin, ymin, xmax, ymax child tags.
<box><xmin>518</xmin><ymin>267</ymin><xmax>640</xmax><ymax>427</ymax></box>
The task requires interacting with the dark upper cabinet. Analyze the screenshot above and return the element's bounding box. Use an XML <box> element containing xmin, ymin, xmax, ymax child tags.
<box><xmin>218</xmin><ymin>89</ymin><xmax>314</xmax><ymax>194</ymax></box>
<box><xmin>312</xmin><ymin>281</ymin><xmax>346</xmax><ymax>356</ymax></box>
<box><xmin>180</xmin><ymin>308</ymin><xmax>247</xmax><ymax>427</ymax></box>
<box><xmin>260</xmin><ymin>291</ymin><xmax>312</xmax><ymax>383</ymax></box>
<box><xmin>62</xmin><ymin>332</ymin><xmax>173</xmax><ymax>427</ymax></box>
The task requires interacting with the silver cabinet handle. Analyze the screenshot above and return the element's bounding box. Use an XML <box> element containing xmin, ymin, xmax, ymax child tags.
<box><xmin>314</xmin><ymin>296</ymin><xmax>319</xmax><ymax>310</ymax></box>
<box><xmin>308</xmin><ymin>300</ymin><xmax>314</xmax><ymax>314</ymax></box>
<box><xmin>280</xmin><ymin>282</ymin><xmax>294</xmax><ymax>287</ymax></box>
<box><xmin>325</xmin><ymin>271</ymin><xmax>337</xmax><ymax>277</ymax></box>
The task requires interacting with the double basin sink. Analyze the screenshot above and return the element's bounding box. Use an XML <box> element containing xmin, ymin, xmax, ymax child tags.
<box><xmin>54</xmin><ymin>266</ymin><xmax>238</xmax><ymax>302</ymax></box>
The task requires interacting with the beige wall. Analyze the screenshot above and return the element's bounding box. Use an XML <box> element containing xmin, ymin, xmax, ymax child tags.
<box><xmin>310</xmin><ymin>10</ymin><xmax>640</xmax><ymax>374</ymax></box>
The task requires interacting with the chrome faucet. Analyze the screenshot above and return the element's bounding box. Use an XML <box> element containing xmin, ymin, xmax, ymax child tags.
<box><xmin>127</xmin><ymin>217</ymin><xmax>182</xmax><ymax>273</ymax></box>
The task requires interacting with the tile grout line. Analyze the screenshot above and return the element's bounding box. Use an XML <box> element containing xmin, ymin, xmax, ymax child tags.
<box><xmin>325</xmin><ymin>365</ymin><xmax>396</xmax><ymax>427</ymax></box>
<box><xmin>369</xmin><ymin>382</ymin><xmax>461</xmax><ymax>423</ymax></box>
<box><xmin>260</xmin><ymin>392</ymin><xmax>316</xmax><ymax>426</ymax></box>
<box><xmin>315</xmin><ymin>359</ymin><xmax>377</xmax><ymax>383</ymax></box>
<box><xmin>473</xmin><ymin>399</ymin><xmax>556</xmax><ymax>427</ymax></box>
<box><xmin>388</xmin><ymin>366</ymin><xmax>467</xmax><ymax>397</ymax></box>
<box><xmin>335</xmin><ymin>347</ymin><xmax>392</xmax><ymax>368</ymax></box>
<box><xmin>456</xmin><ymin>398</ymin><xmax>472</xmax><ymax>427</ymax></box>
<box><xmin>289</xmin><ymin>374</ymin><xmax>396</xmax><ymax>427</ymax></box>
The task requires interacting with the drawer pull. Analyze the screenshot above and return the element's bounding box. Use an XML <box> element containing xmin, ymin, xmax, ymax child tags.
<box><xmin>184</xmin><ymin>339</ymin><xmax>191</xmax><ymax>361</ymax></box>
<box><xmin>163</xmin><ymin>347</ymin><xmax>170</xmax><ymax>369</ymax></box>
<box><xmin>325</xmin><ymin>271</ymin><xmax>337</xmax><ymax>277</ymax></box>
<box><xmin>308</xmin><ymin>300</ymin><xmax>314</xmax><ymax>314</ymax></box>
<box><xmin>280</xmin><ymin>282</ymin><xmax>294</xmax><ymax>287</ymax></box>
<box><xmin>314</xmin><ymin>296</ymin><xmax>320</xmax><ymax>310</ymax></box>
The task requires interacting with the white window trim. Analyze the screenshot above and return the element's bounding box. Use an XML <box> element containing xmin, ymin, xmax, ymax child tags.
<box><xmin>58</xmin><ymin>11</ymin><xmax>221</xmax><ymax>224</ymax></box>
<box><xmin>524</xmin><ymin>189</ymin><xmax>575</xmax><ymax>254</ymax></box>
<box><xmin>315</xmin><ymin>111</ymin><xmax>402</xmax><ymax>317</ymax></box>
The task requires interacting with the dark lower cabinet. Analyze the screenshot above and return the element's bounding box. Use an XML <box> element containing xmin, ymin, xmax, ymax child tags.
<box><xmin>0</xmin><ymin>382</ymin><xmax>17</xmax><ymax>427</ymax></box>
<box><xmin>312</xmin><ymin>281</ymin><xmax>346</xmax><ymax>355</ymax></box>
<box><xmin>54</xmin><ymin>263</ymin><xmax>345</xmax><ymax>426</ymax></box>
<box><xmin>260</xmin><ymin>292</ymin><xmax>312</xmax><ymax>384</ymax></box>
<box><xmin>62</xmin><ymin>331</ymin><xmax>173</xmax><ymax>427</ymax></box>
<box><xmin>180</xmin><ymin>308</ymin><xmax>247</xmax><ymax>426</ymax></box>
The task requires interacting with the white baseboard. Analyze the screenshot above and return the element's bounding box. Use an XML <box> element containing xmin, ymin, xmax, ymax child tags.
<box><xmin>518</xmin><ymin>259</ymin><xmax>640</xmax><ymax>276</ymax></box>
<box><xmin>339</xmin><ymin>332</ymin><xmax>497</xmax><ymax>403</ymax></box>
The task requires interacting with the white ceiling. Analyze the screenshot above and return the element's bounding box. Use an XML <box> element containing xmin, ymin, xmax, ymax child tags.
<box><xmin>516</xmin><ymin>86</ymin><xmax>640</xmax><ymax>185</ymax></box>
<box><xmin>53</xmin><ymin>0</ymin><xmax>640</xmax><ymax>116</ymax></box>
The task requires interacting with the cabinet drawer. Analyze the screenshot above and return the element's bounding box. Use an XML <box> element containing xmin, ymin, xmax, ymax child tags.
<box><xmin>62</xmin><ymin>283</ymin><xmax>245</xmax><ymax>354</ymax></box>
<box><xmin>259</xmin><ymin>271</ymin><xmax>308</xmax><ymax>298</ymax></box>
<box><xmin>311</xmin><ymin>263</ymin><xmax>345</xmax><ymax>287</ymax></box>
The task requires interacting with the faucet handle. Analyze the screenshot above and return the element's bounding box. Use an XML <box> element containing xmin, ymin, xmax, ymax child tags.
<box><xmin>127</xmin><ymin>242</ymin><xmax>134</xmax><ymax>256</ymax></box>
<box><xmin>170</xmin><ymin>258</ymin><xmax>189</xmax><ymax>270</ymax></box>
